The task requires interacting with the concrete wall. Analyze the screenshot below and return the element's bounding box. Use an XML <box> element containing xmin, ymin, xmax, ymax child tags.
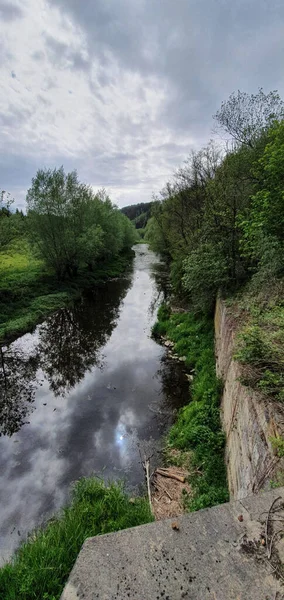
<box><xmin>215</xmin><ymin>297</ymin><xmax>284</xmax><ymax>499</ymax></box>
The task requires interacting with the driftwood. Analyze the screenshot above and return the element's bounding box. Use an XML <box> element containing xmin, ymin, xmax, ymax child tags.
<box><xmin>156</xmin><ymin>468</ymin><xmax>185</xmax><ymax>483</ymax></box>
<box><xmin>145</xmin><ymin>459</ymin><xmax>153</xmax><ymax>515</ymax></box>
<box><xmin>139</xmin><ymin>447</ymin><xmax>154</xmax><ymax>516</ymax></box>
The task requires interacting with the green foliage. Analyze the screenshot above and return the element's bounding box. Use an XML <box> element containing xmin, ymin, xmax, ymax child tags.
<box><xmin>232</xmin><ymin>280</ymin><xmax>284</xmax><ymax>401</ymax></box>
<box><xmin>0</xmin><ymin>477</ymin><xmax>153</xmax><ymax>600</ymax></box>
<box><xmin>182</xmin><ymin>243</ymin><xmax>230</xmax><ymax>311</ymax></box>
<box><xmin>0</xmin><ymin>192</ymin><xmax>26</xmax><ymax>250</ymax></box>
<box><xmin>121</xmin><ymin>202</ymin><xmax>152</xmax><ymax>228</ymax></box>
<box><xmin>0</xmin><ymin>240</ymin><xmax>134</xmax><ymax>344</ymax></box>
<box><xmin>239</xmin><ymin>120</ymin><xmax>284</xmax><ymax>275</ymax></box>
<box><xmin>270</xmin><ymin>436</ymin><xmax>284</xmax><ymax>458</ymax></box>
<box><xmin>146</xmin><ymin>89</ymin><xmax>284</xmax><ymax>311</ymax></box>
<box><xmin>27</xmin><ymin>168</ymin><xmax>137</xmax><ymax>280</ymax></box>
<box><xmin>0</xmin><ymin>168</ymin><xmax>137</xmax><ymax>342</ymax></box>
<box><xmin>153</xmin><ymin>308</ymin><xmax>229</xmax><ymax>511</ymax></box>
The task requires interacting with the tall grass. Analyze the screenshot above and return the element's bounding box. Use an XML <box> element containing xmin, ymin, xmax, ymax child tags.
<box><xmin>0</xmin><ymin>477</ymin><xmax>153</xmax><ymax>600</ymax></box>
<box><xmin>153</xmin><ymin>305</ymin><xmax>229</xmax><ymax>511</ymax></box>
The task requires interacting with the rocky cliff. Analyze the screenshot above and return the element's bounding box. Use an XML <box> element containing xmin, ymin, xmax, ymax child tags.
<box><xmin>215</xmin><ymin>297</ymin><xmax>284</xmax><ymax>499</ymax></box>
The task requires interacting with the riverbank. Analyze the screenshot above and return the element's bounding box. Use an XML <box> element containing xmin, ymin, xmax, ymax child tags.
<box><xmin>0</xmin><ymin>478</ymin><xmax>153</xmax><ymax>600</ymax></box>
<box><xmin>153</xmin><ymin>304</ymin><xmax>229</xmax><ymax>511</ymax></box>
<box><xmin>0</xmin><ymin>241</ymin><xmax>134</xmax><ymax>344</ymax></box>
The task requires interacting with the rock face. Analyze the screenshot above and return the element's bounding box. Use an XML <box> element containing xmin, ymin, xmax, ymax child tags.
<box><xmin>215</xmin><ymin>297</ymin><xmax>284</xmax><ymax>499</ymax></box>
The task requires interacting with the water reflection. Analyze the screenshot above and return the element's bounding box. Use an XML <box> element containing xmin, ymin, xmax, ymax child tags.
<box><xmin>0</xmin><ymin>246</ymin><xmax>188</xmax><ymax>561</ymax></box>
<box><xmin>0</xmin><ymin>346</ymin><xmax>40</xmax><ymax>436</ymax></box>
<box><xmin>0</xmin><ymin>276</ymin><xmax>132</xmax><ymax>434</ymax></box>
<box><xmin>37</xmin><ymin>279</ymin><xmax>131</xmax><ymax>397</ymax></box>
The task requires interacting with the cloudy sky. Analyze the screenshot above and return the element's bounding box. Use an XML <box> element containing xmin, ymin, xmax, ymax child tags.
<box><xmin>1</xmin><ymin>0</ymin><xmax>284</xmax><ymax>209</ymax></box>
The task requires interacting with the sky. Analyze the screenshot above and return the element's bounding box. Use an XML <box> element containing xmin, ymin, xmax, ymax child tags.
<box><xmin>1</xmin><ymin>0</ymin><xmax>284</xmax><ymax>210</ymax></box>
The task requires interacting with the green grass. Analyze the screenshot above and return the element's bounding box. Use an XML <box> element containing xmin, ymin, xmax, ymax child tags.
<box><xmin>0</xmin><ymin>241</ymin><xmax>134</xmax><ymax>344</ymax></box>
<box><xmin>153</xmin><ymin>305</ymin><xmax>229</xmax><ymax>511</ymax></box>
<box><xmin>0</xmin><ymin>477</ymin><xmax>153</xmax><ymax>600</ymax></box>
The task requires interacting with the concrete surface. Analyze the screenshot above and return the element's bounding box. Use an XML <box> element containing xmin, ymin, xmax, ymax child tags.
<box><xmin>61</xmin><ymin>487</ymin><xmax>284</xmax><ymax>599</ymax></box>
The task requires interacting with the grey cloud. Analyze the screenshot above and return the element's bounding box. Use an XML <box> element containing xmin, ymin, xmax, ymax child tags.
<box><xmin>48</xmin><ymin>0</ymin><xmax>284</xmax><ymax>139</ymax></box>
<box><xmin>37</xmin><ymin>94</ymin><xmax>51</xmax><ymax>107</ymax></box>
<box><xmin>0</xmin><ymin>104</ymin><xmax>33</xmax><ymax>128</ymax></box>
<box><xmin>0</xmin><ymin>1</ymin><xmax>23</xmax><ymax>21</ymax></box>
<box><xmin>1</xmin><ymin>0</ymin><xmax>284</xmax><ymax>209</ymax></box>
<box><xmin>32</xmin><ymin>50</ymin><xmax>45</xmax><ymax>62</ymax></box>
<box><xmin>44</xmin><ymin>34</ymin><xmax>90</xmax><ymax>72</ymax></box>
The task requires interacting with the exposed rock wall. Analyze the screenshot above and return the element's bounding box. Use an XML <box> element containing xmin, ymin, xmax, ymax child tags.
<box><xmin>215</xmin><ymin>297</ymin><xmax>284</xmax><ymax>500</ymax></box>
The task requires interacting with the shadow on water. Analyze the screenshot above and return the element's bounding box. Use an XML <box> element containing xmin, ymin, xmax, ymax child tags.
<box><xmin>0</xmin><ymin>245</ymin><xmax>189</xmax><ymax>561</ymax></box>
<box><xmin>0</xmin><ymin>276</ymin><xmax>132</xmax><ymax>434</ymax></box>
<box><xmin>0</xmin><ymin>346</ymin><xmax>40</xmax><ymax>437</ymax></box>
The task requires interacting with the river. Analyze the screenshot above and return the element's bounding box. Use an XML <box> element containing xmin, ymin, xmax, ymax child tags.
<box><xmin>0</xmin><ymin>244</ymin><xmax>188</xmax><ymax>562</ymax></box>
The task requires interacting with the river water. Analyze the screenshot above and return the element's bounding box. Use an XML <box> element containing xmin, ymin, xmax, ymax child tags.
<box><xmin>0</xmin><ymin>245</ymin><xmax>188</xmax><ymax>562</ymax></box>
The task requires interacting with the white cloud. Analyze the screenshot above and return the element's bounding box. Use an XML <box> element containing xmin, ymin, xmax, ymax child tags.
<box><xmin>0</xmin><ymin>0</ymin><xmax>284</xmax><ymax>207</ymax></box>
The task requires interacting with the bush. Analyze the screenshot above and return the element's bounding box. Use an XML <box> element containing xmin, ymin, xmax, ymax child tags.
<box><xmin>182</xmin><ymin>243</ymin><xmax>230</xmax><ymax>312</ymax></box>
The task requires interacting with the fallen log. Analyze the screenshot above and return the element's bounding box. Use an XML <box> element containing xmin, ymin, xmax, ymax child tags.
<box><xmin>156</xmin><ymin>468</ymin><xmax>185</xmax><ymax>483</ymax></box>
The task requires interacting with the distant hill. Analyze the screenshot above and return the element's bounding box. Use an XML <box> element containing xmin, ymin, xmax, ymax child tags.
<box><xmin>121</xmin><ymin>202</ymin><xmax>152</xmax><ymax>229</ymax></box>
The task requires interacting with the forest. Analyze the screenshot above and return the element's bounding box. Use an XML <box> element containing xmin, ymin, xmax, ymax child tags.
<box><xmin>121</xmin><ymin>201</ymin><xmax>152</xmax><ymax>229</ymax></box>
<box><xmin>148</xmin><ymin>89</ymin><xmax>284</xmax><ymax>509</ymax></box>
<box><xmin>146</xmin><ymin>89</ymin><xmax>284</xmax><ymax>312</ymax></box>
<box><xmin>0</xmin><ymin>168</ymin><xmax>138</xmax><ymax>342</ymax></box>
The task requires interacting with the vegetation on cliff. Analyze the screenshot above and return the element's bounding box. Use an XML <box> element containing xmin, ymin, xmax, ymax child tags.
<box><xmin>149</xmin><ymin>89</ymin><xmax>284</xmax><ymax>508</ymax></box>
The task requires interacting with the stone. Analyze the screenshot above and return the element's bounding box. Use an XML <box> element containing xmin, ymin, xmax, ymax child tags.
<box><xmin>61</xmin><ymin>487</ymin><xmax>284</xmax><ymax>600</ymax></box>
<box><xmin>164</xmin><ymin>340</ymin><xmax>174</xmax><ymax>348</ymax></box>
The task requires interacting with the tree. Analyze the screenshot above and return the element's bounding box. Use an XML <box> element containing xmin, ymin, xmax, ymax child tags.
<box><xmin>26</xmin><ymin>167</ymin><xmax>137</xmax><ymax>280</ymax></box>
<box><xmin>27</xmin><ymin>167</ymin><xmax>86</xmax><ymax>278</ymax></box>
<box><xmin>0</xmin><ymin>190</ymin><xmax>15</xmax><ymax>250</ymax></box>
<box><xmin>239</xmin><ymin>120</ymin><xmax>284</xmax><ymax>275</ymax></box>
<box><xmin>214</xmin><ymin>88</ymin><xmax>284</xmax><ymax>148</ymax></box>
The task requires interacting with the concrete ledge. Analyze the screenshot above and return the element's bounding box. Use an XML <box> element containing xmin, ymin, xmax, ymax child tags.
<box><xmin>61</xmin><ymin>487</ymin><xmax>284</xmax><ymax>600</ymax></box>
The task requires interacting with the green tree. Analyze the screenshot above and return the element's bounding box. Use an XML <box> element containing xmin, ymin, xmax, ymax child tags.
<box><xmin>27</xmin><ymin>167</ymin><xmax>137</xmax><ymax>280</ymax></box>
<box><xmin>0</xmin><ymin>190</ymin><xmax>16</xmax><ymax>250</ymax></box>
<box><xmin>240</xmin><ymin>120</ymin><xmax>284</xmax><ymax>275</ymax></box>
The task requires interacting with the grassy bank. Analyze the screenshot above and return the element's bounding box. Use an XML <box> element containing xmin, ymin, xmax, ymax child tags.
<box><xmin>0</xmin><ymin>477</ymin><xmax>153</xmax><ymax>600</ymax></box>
<box><xmin>153</xmin><ymin>304</ymin><xmax>229</xmax><ymax>511</ymax></box>
<box><xmin>0</xmin><ymin>241</ymin><xmax>134</xmax><ymax>344</ymax></box>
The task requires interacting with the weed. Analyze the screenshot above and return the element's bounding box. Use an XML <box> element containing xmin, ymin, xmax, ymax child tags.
<box><xmin>0</xmin><ymin>477</ymin><xmax>153</xmax><ymax>600</ymax></box>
